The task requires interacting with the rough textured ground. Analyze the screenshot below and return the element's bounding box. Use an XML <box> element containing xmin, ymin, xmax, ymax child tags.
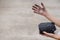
<box><xmin>0</xmin><ymin>0</ymin><xmax>60</xmax><ymax>40</ymax></box>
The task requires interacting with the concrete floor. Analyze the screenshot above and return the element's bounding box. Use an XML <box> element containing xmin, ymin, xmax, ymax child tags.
<box><xmin>0</xmin><ymin>0</ymin><xmax>60</xmax><ymax>40</ymax></box>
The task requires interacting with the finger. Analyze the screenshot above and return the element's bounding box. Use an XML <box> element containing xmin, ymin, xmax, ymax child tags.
<box><xmin>43</xmin><ymin>32</ymin><xmax>54</xmax><ymax>37</ymax></box>
<box><xmin>35</xmin><ymin>4</ymin><xmax>41</xmax><ymax>9</ymax></box>
<box><xmin>32</xmin><ymin>8</ymin><xmax>37</xmax><ymax>13</ymax></box>
<box><xmin>32</xmin><ymin>6</ymin><xmax>37</xmax><ymax>9</ymax></box>
<box><xmin>32</xmin><ymin>7</ymin><xmax>37</xmax><ymax>11</ymax></box>
<box><xmin>43</xmin><ymin>32</ymin><xmax>60</xmax><ymax>39</ymax></box>
<box><xmin>35</xmin><ymin>4</ymin><xmax>40</xmax><ymax>7</ymax></box>
<box><xmin>41</xmin><ymin>2</ymin><xmax>45</xmax><ymax>9</ymax></box>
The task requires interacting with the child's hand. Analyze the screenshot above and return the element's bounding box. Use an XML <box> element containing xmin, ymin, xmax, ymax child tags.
<box><xmin>32</xmin><ymin>3</ymin><xmax>48</xmax><ymax>16</ymax></box>
<box><xmin>43</xmin><ymin>32</ymin><xmax>60</xmax><ymax>40</ymax></box>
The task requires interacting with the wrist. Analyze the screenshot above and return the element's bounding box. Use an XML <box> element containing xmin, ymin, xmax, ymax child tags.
<box><xmin>43</xmin><ymin>12</ymin><xmax>50</xmax><ymax>17</ymax></box>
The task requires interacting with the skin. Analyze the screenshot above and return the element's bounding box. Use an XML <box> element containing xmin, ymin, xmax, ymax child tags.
<box><xmin>32</xmin><ymin>2</ymin><xmax>60</xmax><ymax>40</ymax></box>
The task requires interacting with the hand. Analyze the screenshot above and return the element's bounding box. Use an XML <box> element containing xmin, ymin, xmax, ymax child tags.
<box><xmin>32</xmin><ymin>2</ymin><xmax>48</xmax><ymax>16</ymax></box>
<box><xmin>43</xmin><ymin>32</ymin><xmax>60</xmax><ymax>40</ymax></box>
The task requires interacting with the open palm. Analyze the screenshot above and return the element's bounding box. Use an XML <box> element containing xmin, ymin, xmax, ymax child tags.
<box><xmin>32</xmin><ymin>3</ymin><xmax>47</xmax><ymax>16</ymax></box>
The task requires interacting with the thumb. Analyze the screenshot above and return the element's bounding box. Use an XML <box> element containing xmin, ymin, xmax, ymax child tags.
<box><xmin>43</xmin><ymin>31</ymin><xmax>55</xmax><ymax>37</ymax></box>
<box><xmin>43</xmin><ymin>31</ymin><xmax>60</xmax><ymax>40</ymax></box>
<box><xmin>41</xmin><ymin>2</ymin><xmax>45</xmax><ymax>9</ymax></box>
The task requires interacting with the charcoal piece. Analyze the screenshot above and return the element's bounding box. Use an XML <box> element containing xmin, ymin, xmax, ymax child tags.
<box><xmin>38</xmin><ymin>22</ymin><xmax>56</xmax><ymax>34</ymax></box>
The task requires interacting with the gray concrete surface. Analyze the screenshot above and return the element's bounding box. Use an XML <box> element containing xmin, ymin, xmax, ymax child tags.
<box><xmin>0</xmin><ymin>0</ymin><xmax>60</xmax><ymax>40</ymax></box>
